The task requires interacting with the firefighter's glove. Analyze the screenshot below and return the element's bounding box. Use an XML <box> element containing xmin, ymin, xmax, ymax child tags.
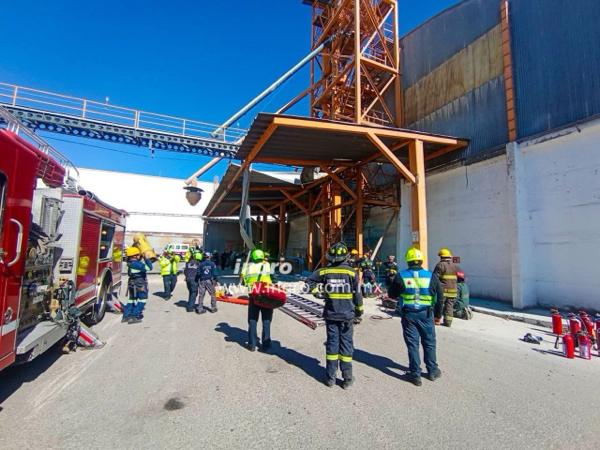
<box><xmin>355</xmin><ymin>308</ymin><xmax>364</xmax><ymax>318</ymax></box>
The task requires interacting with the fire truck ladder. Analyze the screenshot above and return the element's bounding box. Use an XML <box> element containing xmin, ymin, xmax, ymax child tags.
<box><xmin>280</xmin><ymin>293</ymin><xmax>326</xmax><ymax>330</ymax></box>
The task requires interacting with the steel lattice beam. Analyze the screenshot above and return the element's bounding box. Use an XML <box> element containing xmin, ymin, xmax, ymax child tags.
<box><xmin>1</xmin><ymin>105</ymin><xmax>240</xmax><ymax>157</ymax></box>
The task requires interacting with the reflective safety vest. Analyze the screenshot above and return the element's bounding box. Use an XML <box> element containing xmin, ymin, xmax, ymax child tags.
<box><xmin>400</xmin><ymin>269</ymin><xmax>434</xmax><ymax>310</ymax></box>
<box><xmin>241</xmin><ymin>261</ymin><xmax>272</xmax><ymax>287</ymax></box>
<box><xmin>159</xmin><ymin>256</ymin><xmax>179</xmax><ymax>276</ymax></box>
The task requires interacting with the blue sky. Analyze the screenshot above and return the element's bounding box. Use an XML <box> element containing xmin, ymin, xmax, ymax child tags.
<box><xmin>0</xmin><ymin>0</ymin><xmax>457</xmax><ymax>181</ymax></box>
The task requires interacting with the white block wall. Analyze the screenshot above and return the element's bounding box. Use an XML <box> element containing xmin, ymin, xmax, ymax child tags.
<box><xmin>518</xmin><ymin>121</ymin><xmax>600</xmax><ymax>310</ymax></box>
<box><xmin>400</xmin><ymin>156</ymin><xmax>513</xmax><ymax>301</ymax></box>
<box><xmin>399</xmin><ymin>118</ymin><xmax>600</xmax><ymax>309</ymax></box>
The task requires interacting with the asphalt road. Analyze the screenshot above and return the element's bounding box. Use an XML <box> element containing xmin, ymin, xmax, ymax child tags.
<box><xmin>0</xmin><ymin>275</ymin><xmax>598</xmax><ymax>450</ymax></box>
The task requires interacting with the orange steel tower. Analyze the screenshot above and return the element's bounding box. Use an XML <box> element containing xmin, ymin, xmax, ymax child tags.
<box><xmin>305</xmin><ymin>0</ymin><xmax>403</xmax><ymax>127</ymax></box>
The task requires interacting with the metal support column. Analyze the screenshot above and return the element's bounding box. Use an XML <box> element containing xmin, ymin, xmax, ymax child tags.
<box><xmin>408</xmin><ymin>139</ymin><xmax>428</xmax><ymax>268</ymax></box>
<box><xmin>308</xmin><ymin>191</ymin><xmax>314</xmax><ymax>270</ymax></box>
<box><xmin>279</xmin><ymin>204</ymin><xmax>286</xmax><ymax>254</ymax></box>
<box><xmin>356</xmin><ymin>164</ymin><xmax>364</xmax><ymax>256</ymax></box>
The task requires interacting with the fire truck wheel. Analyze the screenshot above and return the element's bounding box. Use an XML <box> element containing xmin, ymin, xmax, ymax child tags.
<box><xmin>89</xmin><ymin>279</ymin><xmax>111</xmax><ymax>324</ymax></box>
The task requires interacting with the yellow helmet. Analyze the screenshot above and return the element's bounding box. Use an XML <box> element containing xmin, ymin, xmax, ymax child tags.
<box><xmin>351</xmin><ymin>249</ymin><xmax>359</xmax><ymax>255</ymax></box>
<box><xmin>405</xmin><ymin>247</ymin><xmax>424</xmax><ymax>263</ymax></box>
<box><xmin>438</xmin><ymin>248</ymin><xmax>452</xmax><ymax>258</ymax></box>
<box><xmin>125</xmin><ymin>247</ymin><xmax>141</xmax><ymax>257</ymax></box>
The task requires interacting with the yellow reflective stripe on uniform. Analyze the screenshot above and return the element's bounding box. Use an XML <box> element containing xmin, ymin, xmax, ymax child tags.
<box><xmin>412</xmin><ymin>277</ymin><xmax>432</xmax><ymax>287</ymax></box>
<box><xmin>356</xmin><ymin>305</ymin><xmax>364</xmax><ymax>311</ymax></box>
<box><xmin>328</xmin><ymin>293</ymin><xmax>353</xmax><ymax>299</ymax></box>
<box><xmin>442</xmin><ymin>275</ymin><xmax>457</xmax><ymax>280</ymax></box>
<box><xmin>326</xmin><ymin>354</ymin><xmax>339</xmax><ymax>360</ymax></box>
<box><xmin>137</xmin><ymin>299</ymin><xmax>147</xmax><ymax>304</ymax></box>
<box><xmin>339</xmin><ymin>355</ymin><xmax>352</xmax><ymax>362</ymax></box>
<box><xmin>403</xmin><ymin>299</ymin><xmax>433</xmax><ymax>304</ymax></box>
<box><xmin>318</xmin><ymin>268</ymin><xmax>356</xmax><ymax>277</ymax></box>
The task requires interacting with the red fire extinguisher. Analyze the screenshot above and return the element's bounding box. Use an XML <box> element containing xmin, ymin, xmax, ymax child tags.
<box><xmin>579</xmin><ymin>311</ymin><xmax>595</xmax><ymax>339</ymax></box>
<box><xmin>550</xmin><ymin>309</ymin><xmax>563</xmax><ymax>335</ymax></box>
<box><xmin>568</xmin><ymin>313</ymin><xmax>581</xmax><ymax>345</ymax></box>
<box><xmin>577</xmin><ymin>332</ymin><xmax>592</xmax><ymax>360</ymax></box>
<box><xmin>562</xmin><ymin>334</ymin><xmax>575</xmax><ymax>359</ymax></box>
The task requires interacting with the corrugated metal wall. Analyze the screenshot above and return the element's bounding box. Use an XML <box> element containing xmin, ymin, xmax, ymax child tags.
<box><xmin>411</xmin><ymin>77</ymin><xmax>508</xmax><ymax>161</ymax></box>
<box><xmin>401</xmin><ymin>0</ymin><xmax>502</xmax><ymax>89</ymax></box>
<box><xmin>400</xmin><ymin>0</ymin><xmax>600</xmax><ymax>163</ymax></box>
<box><xmin>511</xmin><ymin>0</ymin><xmax>600</xmax><ymax>138</ymax></box>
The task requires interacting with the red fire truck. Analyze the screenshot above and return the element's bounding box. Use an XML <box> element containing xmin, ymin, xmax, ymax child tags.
<box><xmin>0</xmin><ymin>109</ymin><xmax>126</xmax><ymax>372</ymax></box>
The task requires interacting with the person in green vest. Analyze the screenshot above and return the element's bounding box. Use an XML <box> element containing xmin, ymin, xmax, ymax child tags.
<box><xmin>388</xmin><ymin>247</ymin><xmax>445</xmax><ymax>387</ymax></box>
<box><xmin>158</xmin><ymin>249</ymin><xmax>180</xmax><ymax>300</ymax></box>
<box><xmin>454</xmin><ymin>270</ymin><xmax>473</xmax><ymax>320</ymax></box>
<box><xmin>241</xmin><ymin>248</ymin><xmax>273</xmax><ymax>352</ymax></box>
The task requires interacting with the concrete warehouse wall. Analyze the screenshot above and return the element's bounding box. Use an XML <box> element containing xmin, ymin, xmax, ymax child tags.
<box><xmin>77</xmin><ymin>169</ymin><xmax>215</xmax><ymax>235</ymax></box>
<box><xmin>398</xmin><ymin>117</ymin><xmax>600</xmax><ymax>310</ymax></box>
<box><xmin>284</xmin><ymin>117</ymin><xmax>600</xmax><ymax>310</ymax></box>
<box><xmin>399</xmin><ymin>155</ymin><xmax>513</xmax><ymax>302</ymax></box>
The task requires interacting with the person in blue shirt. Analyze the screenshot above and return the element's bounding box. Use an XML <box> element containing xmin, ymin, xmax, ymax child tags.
<box><xmin>195</xmin><ymin>251</ymin><xmax>218</xmax><ymax>314</ymax></box>
<box><xmin>124</xmin><ymin>247</ymin><xmax>153</xmax><ymax>324</ymax></box>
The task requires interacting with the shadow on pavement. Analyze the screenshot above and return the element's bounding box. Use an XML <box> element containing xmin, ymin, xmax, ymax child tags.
<box><xmin>528</xmin><ymin>327</ymin><xmax>556</xmax><ymax>337</ymax></box>
<box><xmin>354</xmin><ymin>348</ymin><xmax>408</xmax><ymax>378</ymax></box>
<box><xmin>153</xmin><ymin>291</ymin><xmax>169</xmax><ymax>299</ymax></box>
<box><xmin>214</xmin><ymin>322</ymin><xmax>324</xmax><ymax>383</ymax></box>
<box><xmin>531</xmin><ymin>348</ymin><xmax>565</xmax><ymax>358</ymax></box>
<box><xmin>0</xmin><ymin>347</ymin><xmax>63</xmax><ymax>408</ymax></box>
<box><xmin>173</xmin><ymin>300</ymin><xmax>189</xmax><ymax>309</ymax></box>
<box><xmin>214</xmin><ymin>322</ymin><xmax>247</xmax><ymax>349</ymax></box>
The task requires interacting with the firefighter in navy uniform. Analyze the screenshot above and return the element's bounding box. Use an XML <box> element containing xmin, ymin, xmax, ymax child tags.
<box><xmin>123</xmin><ymin>247</ymin><xmax>153</xmax><ymax>324</ymax></box>
<box><xmin>359</xmin><ymin>252</ymin><xmax>376</xmax><ymax>296</ymax></box>
<box><xmin>307</xmin><ymin>242</ymin><xmax>363</xmax><ymax>389</ymax></box>
<box><xmin>196</xmin><ymin>251</ymin><xmax>218</xmax><ymax>314</ymax></box>
<box><xmin>383</xmin><ymin>255</ymin><xmax>398</xmax><ymax>289</ymax></box>
<box><xmin>388</xmin><ymin>248</ymin><xmax>444</xmax><ymax>386</ymax></box>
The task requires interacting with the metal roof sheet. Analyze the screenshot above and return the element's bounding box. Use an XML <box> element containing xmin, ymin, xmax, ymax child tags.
<box><xmin>235</xmin><ymin>113</ymin><xmax>468</xmax><ymax>165</ymax></box>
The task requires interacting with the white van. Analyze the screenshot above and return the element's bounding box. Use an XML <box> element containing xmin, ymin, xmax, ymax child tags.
<box><xmin>165</xmin><ymin>243</ymin><xmax>190</xmax><ymax>258</ymax></box>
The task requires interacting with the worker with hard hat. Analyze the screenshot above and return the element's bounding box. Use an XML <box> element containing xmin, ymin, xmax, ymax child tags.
<box><xmin>196</xmin><ymin>251</ymin><xmax>219</xmax><ymax>314</ymax></box>
<box><xmin>184</xmin><ymin>252</ymin><xmax>203</xmax><ymax>313</ymax></box>
<box><xmin>383</xmin><ymin>255</ymin><xmax>398</xmax><ymax>290</ymax></box>
<box><xmin>358</xmin><ymin>251</ymin><xmax>376</xmax><ymax>296</ymax></box>
<box><xmin>433</xmin><ymin>248</ymin><xmax>458</xmax><ymax>327</ymax></box>
<box><xmin>159</xmin><ymin>249</ymin><xmax>180</xmax><ymax>300</ymax></box>
<box><xmin>454</xmin><ymin>270</ymin><xmax>473</xmax><ymax>320</ymax></box>
<box><xmin>184</xmin><ymin>239</ymin><xmax>202</xmax><ymax>262</ymax></box>
<box><xmin>241</xmin><ymin>248</ymin><xmax>273</xmax><ymax>352</ymax></box>
<box><xmin>212</xmin><ymin>249</ymin><xmax>220</xmax><ymax>266</ymax></box>
<box><xmin>388</xmin><ymin>247</ymin><xmax>444</xmax><ymax>386</ymax></box>
<box><xmin>306</xmin><ymin>242</ymin><xmax>363</xmax><ymax>389</ymax></box>
<box><xmin>349</xmin><ymin>249</ymin><xmax>360</xmax><ymax>268</ymax></box>
<box><xmin>123</xmin><ymin>247</ymin><xmax>153</xmax><ymax>324</ymax></box>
